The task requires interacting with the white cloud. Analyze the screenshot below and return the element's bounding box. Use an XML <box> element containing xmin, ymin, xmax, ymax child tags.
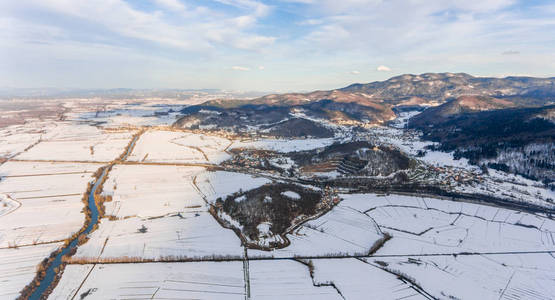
<box><xmin>7</xmin><ymin>0</ymin><xmax>274</xmax><ymax>52</ymax></box>
<box><xmin>154</xmin><ymin>0</ymin><xmax>186</xmax><ymax>12</ymax></box>
<box><xmin>377</xmin><ymin>65</ymin><xmax>391</xmax><ymax>72</ymax></box>
<box><xmin>2</xmin><ymin>0</ymin><xmax>555</xmax><ymax>91</ymax></box>
<box><xmin>213</xmin><ymin>0</ymin><xmax>270</xmax><ymax>17</ymax></box>
<box><xmin>232</xmin><ymin>66</ymin><xmax>250</xmax><ymax>71</ymax></box>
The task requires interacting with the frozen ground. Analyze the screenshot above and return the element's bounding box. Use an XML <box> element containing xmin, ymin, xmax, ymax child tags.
<box><xmin>101</xmin><ymin>164</ymin><xmax>206</xmax><ymax>219</ymax></box>
<box><xmin>0</xmin><ymin>124</ymin><xmax>43</xmax><ymax>159</ymax></box>
<box><xmin>50</xmin><ymin>261</ymin><xmax>245</xmax><ymax>300</ymax></box>
<box><xmin>14</xmin><ymin>123</ymin><xmax>134</xmax><ymax>162</ymax></box>
<box><xmin>0</xmin><ymin>161</ymin><xmax>97</xmax><ymax>247</ymax></box>
<box><xmin>311</xmin><ymin>258</ymin><xmax>427</xmax><ymax>299</ymax></box>
<box><xmin>0</xmin><ymin>243</ymin><xmax>62</xmax><ymax>299</ymax></box>
<box><xmin>230</xmin><ymin>137</ymin><xmax>337</xmax><ymax>152</ymax></box>
<box><xmin>67</xmin><ymin>104</ymin><xmax>186</xmax><ymax>128</ymax></box>
<box><xmin>362</xmin><ymin>253</ymin><xmax>555</xmax><ymax>300</ymax></box>
<box><xmin>340</xmin><ymin>193</ymin><xmax>555</xmax><ymax>255</ymax></box>
<box><xmin>2</xmin><ymin>101</ymin><xmax>554</xmax><ymax>299</ymax></box>
<box><xmin>74</xmin><ymin>211</ymin><xmax>244</xmax><ymax>261</ymax></box>
<box><xmin>76</xmin><ymin>165</ymin><xmax>246</xmax><ymax>261</ymax></box>
<box><xmin>249</xmin><ymin>260</ymin><xmax>341</xmax><ymax>299</ymax></box>
<box><xmin>248</xmin><ymin>201</ymin><xmax>384</xmax><ymax>258</ymax></box>
<box><xmin>195</xmin><ymin>171</ymin><xmax>271</xmax><ymax>203</ymax></box>
<box><xmin>126</xmin><ymin>130</ymin><xmax>232</xmax><ymax>164</ymax></box>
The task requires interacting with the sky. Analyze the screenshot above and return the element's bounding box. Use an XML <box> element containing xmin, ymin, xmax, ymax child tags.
<box><xmin>1</xmin><ymin>0</ymin><xmax>555</xmax><ymax>92</ymax></box>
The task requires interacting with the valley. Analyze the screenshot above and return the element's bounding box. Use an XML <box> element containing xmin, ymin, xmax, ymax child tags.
<box><xmin>1</xmin><ymin>74</ymin><xmax>554</xmax><ymax>300</ymax></box>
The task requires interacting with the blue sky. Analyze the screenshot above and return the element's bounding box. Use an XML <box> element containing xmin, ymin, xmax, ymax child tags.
<box><xmin>1</xmin><ymin>0</ymin><xmax>554</xmax><ymax>92</ymax></box>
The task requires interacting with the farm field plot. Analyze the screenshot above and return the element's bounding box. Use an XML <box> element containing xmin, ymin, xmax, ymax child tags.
<box><xmin>248</xmin><ymin>202</ymin><xmax>384</xmax><ymax>258</ymax></box>
<box><xmin>0</xmin><ymin>161</ymin><xmax>98</xmax><ymax>247</ymax></box>
<box><xmin>230</xmin><ymin>137</ymin><xmax>337</xmax><ymax>152</ymax></box>
<box><xmin>101</xmin><ymin>164</ymin><xmax>207</xmax><ymax>219</ymax></box>
<box><xmin>195</xmin><ymin>171</ymin><xmax>271</xmax><ymax>203</ymax></box>
<box><xmin>67</xmin><ymin>104</ymin><xmax>186</xmax><ymax>127</ymax></box>
<box><xmin>14</xmin><ymin>123</ymin><xmax>135</xmax><ymax>162</ymax></box>
<box><xmin>340</xmin><ymin>194</ymin><xmax>555</xmax><ymax>255</ymax></box>
<box><xmin>363</xmin><ymin>252</ymin><xmax>555</xmax><ymax>300</ymax></box>
<box><xmin>50</xmin><ymin>261</ymin><xmax>245</xmax><ymax>300</ymax></box>
<box><xmin>0</xmin><ymin>243</ymin><xmax>62</xmax><ymax>299</ymax></box>
<box><xmin>126</xmin><ymin>130</ymin><xmax>231</xmax><ymax>164</ymax></box>
<box><xmin>0</xmin><ymin>124</ymin><xmax>44</xmax><ymax>159</ymax></box>
<box><xmin>311</xmin><ymin>258</ymin><xmax>427</xmax><ymax>299</ymax></box>
<box><xmin>249</xmin><ymin>260</ymin><xmax>341</xmax><ymax>299</ymax></box>
<box><xmin>73</xmin><ymin>211</ymin><xmax>245</xmax><ymax>261</ymax></box>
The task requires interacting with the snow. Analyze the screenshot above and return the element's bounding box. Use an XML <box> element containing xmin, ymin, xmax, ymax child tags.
<box><xmin>14</xmin><ymin>124</ymin><xmax>134</xmax><ymax>162</ymax></box>
<box><xmin>66</xmin><ymin>103</ymin><xmax>187</xmax><ymax>127</ymax></box>
<box><xmin>76</xmin><ymin>166</ymin><xmax>247</xmax><ymax>261</ymax></box>
<box><xmin>126</xmin><ymin>130</ymin><xmax>231</xmax><ymax>164</ymax></box>
<box><xmin>0</xmin><ymin>243</ymin><xmax>62</xmax><ymax>299</ymax></box>
<box><xmin>249</xmin><ymin>201</ymin><xmax>384</xmax><ymax>258</ymax></box>
<box><xmin>249</xmin><ymin>260</ymin><xmax>341</xmax><ymax>299</ymax></box>
<box><xmin>195</xmin><ymin>171</ymin><xmax>271</xmax><ymax>203</ymax></box>
<box><xmin>50</xmin><ymin>261</ymin><xmax>245</xmax><ymax>300</ymax></box>
<box><xmin>101</xmin><ymin>164</ymin><xmax>206</xmax><ymax>219</ymax></box>
<box><xmin>0</xmin><ymin>162</ymin><xmax>97</xmax><ymax>247</ymax></box>
<box><xmin>230</xmin><ymin>138</ymin><xmax>336</xmax><ymax>152</ymax></box>
<box><xmin>371</xmin><ymin>125</ymin><xmax>478</xmax><ymax>170</ymax></box>
<box><xmin>339</xmin><ymin>193</ymin><xmax>555</xmax><ymax>255</ymax></box>
<box><xmin>311</xmin><ymin>258</ymin><xmax>427</xmax><ymax>300</ymax></box>
<box><xmin>0</xmin><ymin>160</ymin><xmax>99</xmax><ymax>176</ymax></box>
<box><xmin>74</xmin><ymin>212</ymin><xmax>244</xmax><ymax>260</ymax></box>
<box><xmin>3</xmin><ymin>101</ymin><xmax>554</xmax><ymax>299</ymax></box>
<box><xmin>364</xmin><ymin>253</ymin><xmax>555</xmax><ymax>300</ymax></box>
<box><xmin>0</xmin><ymin>194</ymin><xmax>19</xmax><ymax>217</ymax></box>
<box><xmin>281</xmin><ymin>191</ymin><xmax>300</xmax><ymax>200</ymax></box>
<box><xmin>0</xmin><ymin>127</ymin><xmax>41</xmax><ymax>159</ymax></box>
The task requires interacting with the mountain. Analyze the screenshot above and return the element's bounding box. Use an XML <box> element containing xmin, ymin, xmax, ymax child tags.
<box><xmin>175</xmin><ymin>73</ymin><xmax>555</xmax><ymax>134</ymax></box>
<box><xmin>340</xmin><ymin>73</ymin><xmax>555</xmax><ymax>106</ymax></box>
<box><xmin>409</xmin><ymin>104</ymin><xmax>555</xmax><ymax>183</ymax></box>
<box><xmin>408</xmin><ymin>95</ymin><xmax>516</xmax><ymax>126</ymax></box>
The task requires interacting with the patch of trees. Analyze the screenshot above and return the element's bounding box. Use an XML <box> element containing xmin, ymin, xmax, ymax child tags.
<box><xmin>412</xmin><ymin>105</ymin><xmax>555</xmax><ymax>183</ymax></box>
<box><xmin>216</xmin><ymin>183</ymin><xmax>322</xmax><ymax>243</ymax></box>
<box><xmin>289</xmin><ymin>141</ymin><xmax>413</xmax><ymax>176</ymax></box>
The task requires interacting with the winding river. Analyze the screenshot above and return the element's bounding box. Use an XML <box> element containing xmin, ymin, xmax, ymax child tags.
<box><xmin>29</xmin><ymin>134</ymin><xmax>139</xmax><ymax>299</ymax></box>
<box><xmin>29</xmin><ymin>168</ymin><xmax>107</xmax><ymax>300</ymax></box>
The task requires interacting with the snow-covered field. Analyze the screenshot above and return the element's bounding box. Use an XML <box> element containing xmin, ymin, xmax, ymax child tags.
<box><xmin>101</xmin><ymin>164</ymin><xmax>206</xmax><ymax>219</ymax></box>
<box><xmin>249</xmin><ymin>260</ymin><xmax>341</xmax><ymax>299</ymax></box>
<box><xmin>311</xmin><ymin>258</ymin><xmax>427</xmax><ymax>299</ymax></box>
<box><xmin>67</xmin><ymin>104</ymin><xmax>186</xmax><ymax>127</ymax></box>
<box><xmin>0</xmin><ymin>161</ymin><xmax>97</xmax><ymax>247</ymax></box>
<box><xmin>340</xmin><ymin>193</ymin><xmax>555</xmax><ymax>255</ymax></box>
<box><xmin>74</xmin><ymin>211</ymin><xmax>244</xmax><ymax>260</ymax></box>
<box><xmin>14</xmin><ymin>123</ymin><xmax>134</xmax><ymax>162</ymax></box>
<box><xmin>362</xmin><ymin>253</ymin><xmax>555</xmax><ymax>299</ymax></box>
<box><xmin>0</xmin><ymin>243</ymin><xmax>62</xmax><ymax>299</ymax></box>
<box><xmin>50</xmin><ymin>261</ymin><xmax>246</xmax><ymax>300</ymax></box>
<box><xmin>74</xmin><ymin>165</ymin><xmax>247</xmax><ymax>261</ymax></box>
<box><xmin>127</xmin><ymin>130</ymin><xmax>232</xmax><ymax>164</ymax></box>
<box><xmin>230</xmin><ymin>137</ymin><xmax>337</xmax><ymax>152</ymax></box>
<box><xmin>249</xmin><ymin>202</ymin><xmax>385</xmax><ymax>258</ymax></box>
<box><xmin>195</xmin><ymin>171</ymin><xmax>271</xmax><ymax>203</ymax></box>
<box><xmin>2</xmin><ymin>100</ymin><xmax>554</xmax><ymax>300</ymax></box>
<box><xmin>0</xmin><ymin>125</ymin><xmax>43</xmax><ymax>159</ymax></box>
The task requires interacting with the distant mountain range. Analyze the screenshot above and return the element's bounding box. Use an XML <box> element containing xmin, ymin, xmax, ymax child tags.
<box><xmin>176</xmin><ymin>72</ymin><xmax>555</xmax><ymax>184</ymax></box>
<box><xmin>177</xmin><ymin>73</ymin><xmax>555</xmax><ymax>128</ymax></box>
